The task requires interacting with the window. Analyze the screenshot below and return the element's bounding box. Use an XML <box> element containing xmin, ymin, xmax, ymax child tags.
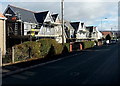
<box><xmin>47</xmin><ymin>28</ymin><xmax>50</xmax><ymax>32</ymax></box>
<box><xmin>35</xmin><ymin>32</ymin><xmax>38</xmax><ymax>35</ymax></box>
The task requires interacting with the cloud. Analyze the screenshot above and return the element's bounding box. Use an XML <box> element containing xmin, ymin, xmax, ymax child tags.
<box><xmin>64</xmin><ymin>2</ymin><xmax>118</xmax><ymax>26</ymax></box>
<box><xmin>0</xmin><ymin>3</ymin><xmax>2</xmax><ymax>13</ymax></box>
<box><xmin>1</xmin><ymin>0</ymin><xmax>119</xmax><ymax>2</ymax></box>
<box><xmin>1</xmin><ymin>1</ymin><xmax>118</xmax><ymax>31</ymax></box>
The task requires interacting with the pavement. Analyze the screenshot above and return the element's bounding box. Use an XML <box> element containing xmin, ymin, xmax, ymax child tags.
<box><xmin>2</xmin><ymin>42</ymin><xmax>120</xmax><ymax>86</ymax></box>
<box><xmin>2</xmin><ymin>50</ymin><xmax>82</xmax><ymax>77</ymax></box>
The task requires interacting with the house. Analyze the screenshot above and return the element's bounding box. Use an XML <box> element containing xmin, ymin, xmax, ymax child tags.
<box><xmin>86</xmin><ymin>26</ymin><xmax>103</xmax><ymax>41</ymax></box>
<box><xmin>64</xmin><ymin>20</ymin><xmax>75</xmax><ymax>38</ymax></box>
<box><xmin>4</xmin><ymin>5</ymin><xmax>38</xmax><ymax>48</ymax></box>
<box><xmin>101</xmin><ymin>31</ymin><xmax>112</xmax><ymax>39</ymax></box>
<box><xmin>4</xmin><ymin>5</ymin><xmax>66</xmax><ymax>47</ymax></box>
<box><xmin>70</xmin><ymin>22</ymin><xmax>89</xmax><ymax>42</ymax></box>
<box><xmin>63</xmin><ymin>20</ymin><xmax>75</xmax><ymax>42</ymax></box>
<box><xmin>35</xmin><ymin>13</ymin><xmax>66</xmax><ymax>43</ymax></box>
<box><xmin>4</xmin><ymin>5</ymin><xmax>38</xmax><ymax>36</ymax></box>
<box><xmin>0</xmin><ymin>13</ymin><xmax>7</xmax><ymax>55</ymax></box>
<box><xmin>51</xmin><ymin>14</ymin><xmax>67</xmax><ymax>43</ymax></box>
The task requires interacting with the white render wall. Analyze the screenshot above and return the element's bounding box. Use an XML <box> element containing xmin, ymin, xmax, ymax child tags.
<box><xmin>0</xmin><ymin>19</ymin><xmax>6</xmax><ymax>55</ymax></box>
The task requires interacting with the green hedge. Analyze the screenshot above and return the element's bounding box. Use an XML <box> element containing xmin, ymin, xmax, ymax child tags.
<box><xmin>62</xmin><ymin>43</ymin><xmax>70</xmax><ymax>53</ymax></box>
<box><xmin>13</xmin><ymin>39</ymin><xmax>69</xmax><ymax>62</ymax></box>
<box><xmin>81</xmin><ymin>41</ymin><xmax>95</xmax><ymax>49</ymax></box>
<box><xmin>4</xmin><ymin>39</ymin><xmax>95</xmax><ymax>63</ymax></box>
<box><xmin>14</xmin><ymin>41</ymin><xmax>41</xmax><ymax>61</ymax></box>
<box><xmin>38</xmin><ymin>39</ymin><xmax>52</xmax><ymax>57</ymax></box>
<box><xmin>38</xmin><ymin>38</ymin><xmax>63</xmax><ymax>56</ymax></box>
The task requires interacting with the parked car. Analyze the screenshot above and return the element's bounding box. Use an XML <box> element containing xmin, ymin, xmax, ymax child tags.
<box><xmin>110</xmin><ymin>39</ymin><xmax>117</xmax><ymax>44</ymax></box>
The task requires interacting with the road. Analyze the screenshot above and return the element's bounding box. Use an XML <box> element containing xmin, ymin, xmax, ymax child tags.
<box><xmin>2</xmin><ymin>43</ymin><xmax>120</xmax><ymax>86</ymax></box>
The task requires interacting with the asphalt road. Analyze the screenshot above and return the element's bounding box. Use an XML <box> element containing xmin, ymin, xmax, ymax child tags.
<box><xmin>2</xmin><ymin>43</ymin><xmax>120</xmax><ymax>86</ymax></box>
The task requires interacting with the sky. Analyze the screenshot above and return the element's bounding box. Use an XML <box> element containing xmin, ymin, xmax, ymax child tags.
<box><xmin>0</xmin><ymin>0</ymin><xmax>119</xmax><ymax>31</ymax></box>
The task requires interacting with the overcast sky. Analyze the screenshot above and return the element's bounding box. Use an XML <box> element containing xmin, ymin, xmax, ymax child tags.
<box><xmin>0</xmin><ymin>0</ymin><xmax>119</xmax><ymax>31</ymax></box>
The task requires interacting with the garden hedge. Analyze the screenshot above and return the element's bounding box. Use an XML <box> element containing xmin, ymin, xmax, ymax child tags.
<box><xmin>81</xmin><ymin>41</ymin><xmax>95</xmax><ymax>49</ymax></box>
<box><xmin>13</xmin><ymin>38</ymin><xmax>69</xmax><ymax>62</ymax></box>
<box><xmin>14</xmin><ymin>41</ymin><xmax>41</xmax><ymax>61</ymax></box>
<box><xmin>3</xmin><ymin>39</ymin><xmax>95</xmax><ymax>63</ymax></box>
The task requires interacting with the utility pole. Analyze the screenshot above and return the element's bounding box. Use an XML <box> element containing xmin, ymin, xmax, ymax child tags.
<box><xmin>61</xmin><ymin>0</ymin><xmax>64</xmax><ymax>44</ymax></box>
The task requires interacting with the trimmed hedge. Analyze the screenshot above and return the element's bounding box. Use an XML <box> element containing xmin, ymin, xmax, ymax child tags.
<box><xmin>38</xmin><ymin>38</ymin><xmax>63</xmax><ymax>56</ymax></box>
<box><xmin>14</xmin><ymin>41</ymin><xmax>41</xmax><ymax>61</ymax></box>
<box><xmin>38</xmin><ymin>39</ymin><xmax>52</xmax><ymax>58</ymax></box>
<box><xmin>3</xmin><ymin>39</ymin><xmax>95</xmax><ymax>63</ymax></box>
<box><xmin>13</xmin><ymin>39</ymin><xmax>69</xmax><ymax>62</ymax></box>
<box><xmin>81</xmin><ymin>41</ymin><xmax>95</xmax><ymax>49</ymax></box>
<box><xmin>63</xmin><ymin>43</ymin><xmax>70</xmax><ymax>53</ymax></box>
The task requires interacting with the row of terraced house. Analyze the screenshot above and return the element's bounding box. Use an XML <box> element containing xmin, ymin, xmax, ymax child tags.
<box><xmin>1</xmin><ymin>5</ymin><xmax>105</xmax><ymax>55</ymax></box>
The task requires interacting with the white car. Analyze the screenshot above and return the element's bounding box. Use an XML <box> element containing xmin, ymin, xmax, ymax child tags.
<box><xmin>106</xmin><ymin>40</ymin><xmax>110</xmax><ymax>44</ymax></box>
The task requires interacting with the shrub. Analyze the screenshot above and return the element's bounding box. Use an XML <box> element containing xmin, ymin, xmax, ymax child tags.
<box><xmin>14</xmin><ymin>41</ymin><xmax>41</xmax><ymax>61</ymax></box>
<box><xmin>38</xmin><ymin>38</ymin><xmax>63</xmax><ymax>56</ymax></box>
<box><xmin>81</xmin><ymin>41</ymin><xmax>95</xmax><ymax>49</ymax></box>
<box><xmin>62</xmin><ymin>43</ymin><xmax>70</xmax><ymax>53</ymax></box>
<box><xmin>12</xmin><ymin>38</ymin><xmax>66</xmax><ymax>62</ymax></box>
<box><xmin>2</xmin><ymin>55</ymin><xmax>12</xmax><ymax>63</ymax></box>
<box><xmin>52</xmin><ymin>41</ymin><xmax>63</xmax><ymax>55</ymax></box>
<box><xmin>38</xmin><ymin>39</ymin><xmax>53</xmax><ymax>58</ymax></box>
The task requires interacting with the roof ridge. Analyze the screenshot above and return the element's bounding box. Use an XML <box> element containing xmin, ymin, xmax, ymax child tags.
<box><xmin>35</xmin><ymin>11</ymin><xmax>49</xmax><ymax>14</ymax></box>
<box><xmin>52</xmin><ymin>14</ymin><xmax>58</xmax><ymax>15</ymax></box>
<box><xmin>8</xmin><ymin>4</ymin><xmax>36</xmax><ymax>13</ymax></box>
<box><xmin>70</xmin><ymin>22</ymin><xmax>80</xmax><ymax>23</ymax></box>
<box><xmin>0</xmin><ymin>13</ymin><xmax>6</xmax><ymax>18</ymax></box>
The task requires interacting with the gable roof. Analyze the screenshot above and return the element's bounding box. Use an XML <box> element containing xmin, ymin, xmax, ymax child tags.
<box><xmin>86</xmin><ymin>26</ymin><xmax>94</xmax><ymax>32</ymax></box>
<box><xmin>86</xmin><ymin>26</ymin><xmax>94</xmax><ymax>28</ymax></box>
<box><xmin>0</xmin><ymin>13</ymin><xmax>6</xmax><ymax>19</ymax></box>
<box><xmin>5</xmin><ymin>5</ymin><xmax>37</xmax><ymax>23</ymax></box>
<box><xmin>64</xmin><ymin>20</ymin><xmax>74</xmax><ymax>30</ymax></box>
<box><xmin>34</xmin><ymin>11</ymin><xmax>49</xmax><ymax>23</ymax></box>
<box><xmin>51</xmin><ymin>14</ymin><xmax>58</xmax><ymax>22</ymax></box>
<box><xmin>70</xmin><ymin>22</ymin><xmax>80</xmax><ymax>32</ymax></box>
<box><xmin>86</xmin><ymin>26</ymin><xmax>94</xmax><ymax>30</ymax></box>
<box><xmin>81</xmin><ymin>23</ymin><xmax>84</xmax><ymax>28</ymax></box>
<box><xmin>101</xmin><ymin>31</ymin><xmax>112</xmax><ymax>36</ymax></box>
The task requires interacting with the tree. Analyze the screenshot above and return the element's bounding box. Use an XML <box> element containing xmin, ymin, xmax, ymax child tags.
<box><xmin>105</xmin><ymin>34</ymin><xmax>111</xmax><ymax>40</ymax></box>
